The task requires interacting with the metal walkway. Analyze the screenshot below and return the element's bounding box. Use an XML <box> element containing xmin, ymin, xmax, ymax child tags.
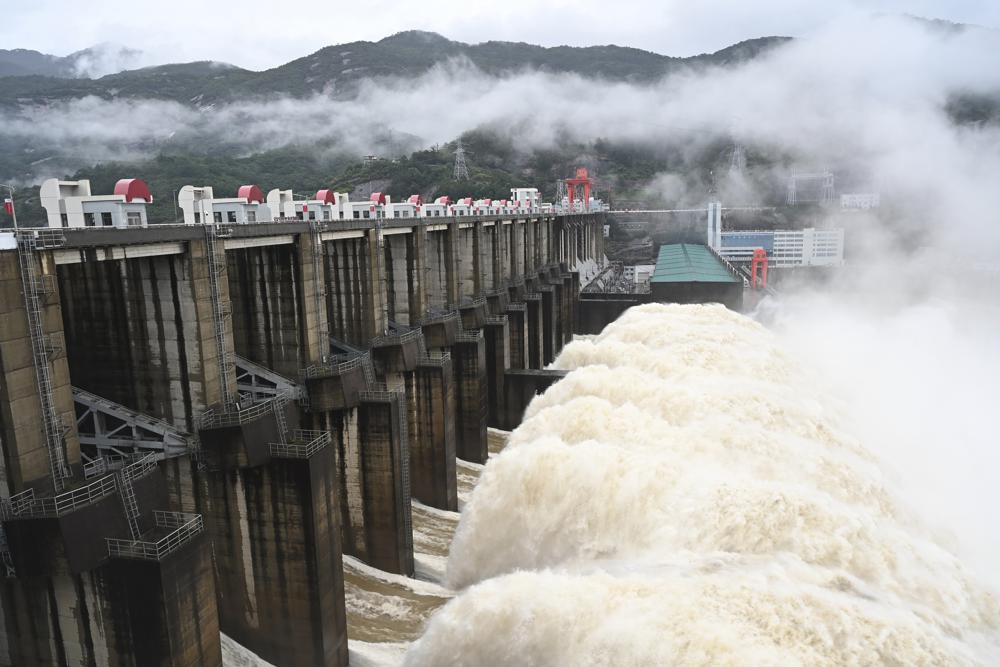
<box><xmin>73</xmin><ymin>387</ymin><xmax>190</xmax><ymax>462</ymax></box>
<box><xmin>235</xmin><ymin>355</ymin><xmax>304</xmax><ymax>403</ymax></box>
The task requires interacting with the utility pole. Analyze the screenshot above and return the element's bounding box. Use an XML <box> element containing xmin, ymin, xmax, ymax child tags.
<box><xmin>2</xmin><ymin>184</ymin><xmax>19</xmax><ymax>231</ymax></box>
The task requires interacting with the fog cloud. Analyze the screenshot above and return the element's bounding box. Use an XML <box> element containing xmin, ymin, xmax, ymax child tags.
<box><xmin>3</xmin><ymin>14</ymin><xmax>998</xmax><ymax>251</ymax></box>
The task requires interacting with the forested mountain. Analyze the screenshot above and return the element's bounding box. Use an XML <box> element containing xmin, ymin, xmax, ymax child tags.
<box><xmin>0</xmin><ymin>31</ymin><xmax>789</xmax><ymax>107</ymax></box>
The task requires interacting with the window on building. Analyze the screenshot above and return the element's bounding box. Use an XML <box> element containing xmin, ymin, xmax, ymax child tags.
<box><xmin>101</xmin><ymin>212</ymin><xmax>113</xmax><ymax>226</ymax></box>
<box><xmin>363</xmin><ymin>211</ymin><xmax>371</xmax><ymax>219</ymax></box>
<box><xmin>60</xmin><ymin>214</ymin><xmax>69</xmax><ymax>227</ymax></box>
<box><xmin>126</xmin><ymin>212</ymin><xmax>142</xmax><ymax>227</ymax></box>
<box><xmin>296</xmin><ymin>211</ymin><xmax>304</xmax><ymax>220</ymax></box>
<box><xmin>246</xmin><ymin>209</ymin><xmax>257</xmax><ymax>223</ymax></box>
<box><xmin>194</xmin><ymin>212</ymin><xmax>201</xmax><ymax>224</ymax></box>
<box><xmin>354</xmin><ymin>211</ymin><xmax>361</xmax><ymax>219</ymax></box>
<box><xmin>227</xmin><ymin>211</ymin><xmax>237</xmax><ymax>223</ymax></box>
<box><xmin>84</xmin><ymin>213</ymin><xmax>96</xmax><ymax>227</ymax></box>
<box><xmin>214</xmin><ymin>212</ymin><xmax>223</xmax><ymax>223</ymax></box>
<box><xmin>309</xmin><ymin>211</ymin><xmax>316</xmax><ymax>221</ymax></box>
<box><xmin>323</xmin><ymin>210</ymin><xmax>331</xmax><ymax>221</ymax></box>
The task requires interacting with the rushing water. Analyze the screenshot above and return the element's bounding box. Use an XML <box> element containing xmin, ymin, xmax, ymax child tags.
<box><xmin>227</xmin><ymin>302</ymin><xmax>998</xmax><ymax>666</ymax></box>
<box><xmin>406</xmin><ymin>303</ymin><xmax>1000</xmax><ymax>666</ymax></box>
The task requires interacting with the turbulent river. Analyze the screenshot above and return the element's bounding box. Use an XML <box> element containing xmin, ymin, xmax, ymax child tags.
<box><xmin>226</xmin><ymin>302</ymin><xmax>1000</xmax><ymax>666</ymax></box>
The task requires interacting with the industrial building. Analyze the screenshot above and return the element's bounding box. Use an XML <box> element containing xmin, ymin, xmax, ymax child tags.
<box><xmin>40</xmin><ymin>178</ymin><xmax>153</xmax><ymax>228</ymax></box>
<box><xmin>715</xmin><ymin>229</ymin><xmax>845</xmax><ymax>267</ymax></box>
<box><xmin>649</xmin><ymin>243</ymin><xmax>743</xmax><ymax>309</ymax></box>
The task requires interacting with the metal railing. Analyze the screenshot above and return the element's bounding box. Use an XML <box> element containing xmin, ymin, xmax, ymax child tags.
<box><xmin>456</xmin><ymin>329</ymin><xmax>483</xmax><ymax>343</ymax></box>
<box><xmin>370</xmin><ymin>327</ymin><xmax>423</xmax><ymax>348</ymax></box>
<box><xmin>33</xmin><ymin>229</ymin><xmax>67</xmax><ymax>249</ymax></box>
<box><xmin>417</xmin><ymin>350</ymin><xmax>451</xmax><ymax>366</ymax></box>
<box><xmin>106</xmin><ymin>512</ymin><xmax>204</xmax><ymax>561</ymax></box>
<box><xmin>300</xmin><ymin>355</ymin><xmax>363</xmax><ymax>380</ymax></box>
<box><xmin>199</xmin><ymin>394</ymin><xmax>288</xmax><ymax>430</ymax></box>
<box><xmin>416</xmin><ymin>309</ymin><xmax>458</xmax><ymax>326</ymax></box>
<box><xmin>121</xmin><ymin>452</ymin><xmax>159</xmax><ymax>483</ymax></box>
<box><xmin>15</xmin><ymin>231</ymin><xmax>71</xmax><ymax>492</ymax></box>
<box><xmin>83</xmin><ymin>458</ymin><xmax>107</xmax><ymax>479</ymax></box>
<box><xmin>204</xmin><ymin>223</ymin><xmax>236</xmax><ymax>406</ymax></box>
<box><xmin>362</xmin><ymin>354</ymin><xmax>377</xmax><ymax>386</ymax></box>
<box><xmin>706</xmin><ymin>244</ymin><xmax>746</xmax><ymax>283</ymax></box>
<box><xmin>358</xmin><ymin>388</ymin><xmax>403</xmax><ymax>402</ymax></box>
<box><xmin>269</xmin><ymin>430</ymin><xmax>331</xmax><ymax>459</ymax></box>
<box><xmin>1</xmin><ymin>474</ymin><xmax>117</xmax><ymax>520</ymax></box>
<box><xmin>272</xmin><ymin>395</ymin><xmax>289</xmax><ymax>446</ymax></box>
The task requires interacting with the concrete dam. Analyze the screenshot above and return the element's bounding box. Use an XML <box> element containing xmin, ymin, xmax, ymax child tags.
<box><xmin>0</xmin><ymin>211</ymin><xmax>605</xmax><ymax>666</ymax></box>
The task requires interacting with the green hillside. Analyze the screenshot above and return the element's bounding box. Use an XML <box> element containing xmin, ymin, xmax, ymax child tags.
<box><xmin>0</xmin><ymin>32</ymin><xmax>790</xmax><ymax>108</ymax></box>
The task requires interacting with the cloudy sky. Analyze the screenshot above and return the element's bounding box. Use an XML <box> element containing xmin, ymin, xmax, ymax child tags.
<box><xmin>2</xmin><ymin>0</ymin><xmax>998</xmax><ymax>70</ymax></box>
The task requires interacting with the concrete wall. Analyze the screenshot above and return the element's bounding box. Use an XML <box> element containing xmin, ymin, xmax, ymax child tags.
<box><xmin>227</xmin><ymin>244</ymin><xmax>305</xmax><ymax>377</ymax></box>
<box><xmin>650</xmin><ymin>281</ymin><xmax>743</xmax><ymax>311</ymax></box>
<box><xmin>57</xmin><ymin>242</ymin><xmax>234</xmax><ymax>433</ymax></box>
<box><xmin>192</xmin><ymin>448</ymin><xmax>348</xmax><ymax>667</ymax></box>
<box><xmin>0</xmin><ymin>250</ymin><xmax>80</xmax><ymax>493</ymax></box>
<box><xmin>577</xmin><ymin>296</ymin><xmax>641</xmax><ymax>335</ymax></box>
<box><xmin>499</xmin><ymin>369</ymin><xmax>568</xmax><ymax>431</ymax></box>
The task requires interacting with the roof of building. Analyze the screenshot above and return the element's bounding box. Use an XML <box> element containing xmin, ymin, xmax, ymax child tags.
<box><xmin>650</xmin><ymin>243</ymin><xmax>740</xmax><ymax>284</ymax></box>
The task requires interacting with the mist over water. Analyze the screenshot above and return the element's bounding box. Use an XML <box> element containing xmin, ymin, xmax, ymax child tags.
<box><xmin>405</xmin><ymin>303</ymin><xmax>1000</xmax><ymax>666</ymax></box>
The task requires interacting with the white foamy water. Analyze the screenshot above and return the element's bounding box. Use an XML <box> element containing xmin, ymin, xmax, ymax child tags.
<box><xmin>405</xmin><ymin>303</ymin><xmax>1000</xmax><ymax>666</ymax></box>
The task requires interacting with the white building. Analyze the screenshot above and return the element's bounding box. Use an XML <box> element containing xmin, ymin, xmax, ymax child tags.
<box><xmin>384</xmin><ymin>195</ymin><xmax>422</xmax><ymax>220</ymax></box>
<box><xmin>452</xmin><ymin>197</ymin><xmax>473</xmax><ymax>217</ymax></box>
<box><xmin>840</xmin><ymin>193</ymin><xmax>880</xmax><ymax>210</ymax></box>
<box><xmin>179</xmin><ymin>185</ymin><xmax>272</xmax><ymax>224</ymax></box>
<box><xmin>40</xmin><ymin>178</ymin><xmax>152</xmax><ymax>229</ymax></box>
<box><xmin>266</xmin><ymin>188</ymin><xmax>297</xmax><ymax>219</ymax></box>
<box><xmin>422</xmin><ymin>196</ymin><xmax>450</xmax><ymax>218</ymax></box>
<box><xmin>705</xmin><ymin>202</ymin><xmax>843</xmax><ymax>267</ymax></box>
<box><xmin>511</xmin><ymin>187</ymin><xmax>540</xmax><ymax>213</ymax></box>
<box><xmin>344</xmin><ymin>192</ymin><xmax>385</xmax><ymax>220</ymax></box>
<box><xmin>267</xmin><ymin>189</ymin><xmax>343</xmax><ymax>222</ymax></box>
<box><xmin>714</xmin><ymin>229</ymin><xmax>845</xmax><ymax>267</ymax></box>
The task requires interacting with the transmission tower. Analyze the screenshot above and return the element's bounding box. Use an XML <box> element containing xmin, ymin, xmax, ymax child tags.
<box><xmin>728</xmin><ymin>142</ymin><xmax>747</xmax><ymax>176</ymax></box>
<box><xmin>453</xmin><ymin>140</ymin><xmax>470</xmax><ymax>181</ymax></box>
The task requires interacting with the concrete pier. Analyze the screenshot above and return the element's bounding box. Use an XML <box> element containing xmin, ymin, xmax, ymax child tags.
<box><xmin>356</xmin><ymin>392</ymin><xmax>414</xmax><ymax>576</ymax></box>
<box><xmin>405</xmin><ymin>357</ymin><xmax>457</xmax><ymax>510</ymax></box>
<box><xmin>483</xmin><ymin>316</ymin><xmax>510</xmax><ymax>429</ymax></box>
<box><xmin>451</xmin><ymin>331</ymin><xmax>489</xmax><ymax>464</ymax></box>
<box><xmin>498</xmin><ymin>368</ymin><xmax>569</xmax><ymax>430</ymax></box>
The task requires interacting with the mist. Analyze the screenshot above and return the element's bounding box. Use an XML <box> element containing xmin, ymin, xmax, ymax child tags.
<box><xmin>403</xmin><ymin>12</ymin><xmax>998</xmax><ymax>665</ymax></box>
<box><xmin>2</xmin><ymin>14</ymin><xmax>998</xmax><ymax>252</ymax></box>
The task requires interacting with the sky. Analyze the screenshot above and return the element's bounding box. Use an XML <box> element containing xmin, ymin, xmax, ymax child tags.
<box><xmin>2</xmin><ymin>0</ymin><xmax>999</xmax><ymax>70</ymax></box>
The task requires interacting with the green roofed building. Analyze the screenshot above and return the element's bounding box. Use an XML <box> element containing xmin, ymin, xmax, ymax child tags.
<box><xmin>649</xmin><ymin>243</ymin><xmax>743</xmax><ymax>310</ymax></box>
